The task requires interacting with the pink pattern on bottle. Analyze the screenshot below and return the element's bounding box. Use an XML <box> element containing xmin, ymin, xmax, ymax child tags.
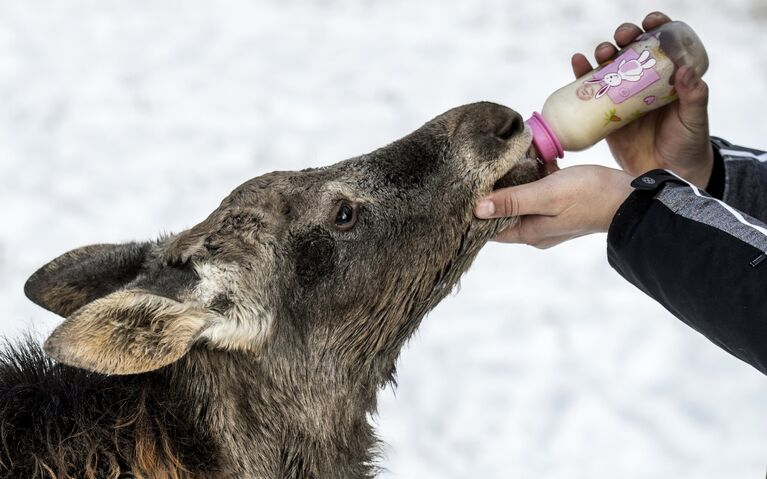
<box><xmin>583</xmin><ymin>49</ymin><xmax>660</xmax><ymax>104</ymax></box>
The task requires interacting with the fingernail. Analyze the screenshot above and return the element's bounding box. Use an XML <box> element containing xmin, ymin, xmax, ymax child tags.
<box><xmin>596</xmin><ymin>42</ymin><xmax>612</xmax><ymax>51</ymax></box>
<box><xmin>682</xmin><ymin>67</ymin><xmax>698</xmax><ymax>89</ymax></box>
<box><xmin>475</xmin><ymin>200</ymin><xmax>496</xmax><ymax>218</ymax></box>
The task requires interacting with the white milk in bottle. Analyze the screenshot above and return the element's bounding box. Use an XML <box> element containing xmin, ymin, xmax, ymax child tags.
<box><xmin>526</xmin><ymin>21</ymin><xmax>709</xmax><ymax>162</ymax></box>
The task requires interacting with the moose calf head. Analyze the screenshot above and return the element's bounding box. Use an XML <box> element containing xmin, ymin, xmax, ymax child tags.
<box><xmin>25</xmin><ymin>102</ymin><xmax>540</xmax><ymax>387</ymax></box>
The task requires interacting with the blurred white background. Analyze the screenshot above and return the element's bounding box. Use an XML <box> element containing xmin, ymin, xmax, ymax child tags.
<box><xmin>1</xmin><ymin>0</ymin><xmax>765</xmax><ymax>477</ymax></box>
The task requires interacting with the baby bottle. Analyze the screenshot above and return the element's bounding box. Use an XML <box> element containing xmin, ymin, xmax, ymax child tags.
<box><xmin>526</xmin><ymin>21</ymin><xmax>709</xmax><ymax>163</ymax></box>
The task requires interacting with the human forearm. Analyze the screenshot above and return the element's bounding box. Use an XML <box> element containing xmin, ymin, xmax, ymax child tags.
<box><xmin>608</xmin><ymin>171</ymin><xmax>767</xmax><ymax>375</ymax></box>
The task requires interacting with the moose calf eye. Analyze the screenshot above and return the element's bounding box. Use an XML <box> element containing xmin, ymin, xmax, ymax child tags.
<box><xmin>333</xmin><ymin>201</ymin><xmax>358</xmax><ymax>231</ymax></box>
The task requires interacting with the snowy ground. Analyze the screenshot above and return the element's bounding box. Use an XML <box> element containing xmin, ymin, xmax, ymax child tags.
<box><xmin>1</xmin><ymin>1</ymin><xmax>766</xmax><ymax>477</ymax></box>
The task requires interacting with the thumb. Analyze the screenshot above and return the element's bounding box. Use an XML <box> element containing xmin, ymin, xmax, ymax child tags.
<box><xmin>474</xmin><ymin>179</ymin><xmax>554</xmax><ymax>219</ymax></box>
<box><xmin>675</xmin><ymin>65</ymin><xmax>709</xmax><ymax>132</ymax></box>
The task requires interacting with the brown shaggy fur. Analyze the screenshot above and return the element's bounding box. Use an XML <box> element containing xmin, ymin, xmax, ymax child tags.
<box><xmin>4</xmin><ymin>102</ymin><xmax>538</xmax><ymax>478</ymax></box>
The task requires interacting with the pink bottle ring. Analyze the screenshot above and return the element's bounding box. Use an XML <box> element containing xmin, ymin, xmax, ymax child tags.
<box><xmin>525</xmin><ymin>112</ymin><xmax>564</xmax><ymax>163</ymax></box>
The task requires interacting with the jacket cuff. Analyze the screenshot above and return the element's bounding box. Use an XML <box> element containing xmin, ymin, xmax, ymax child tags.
<box><xmin>607</xmin><ymin>189</ymin><xmax>655</xmax><ymax>251</ymax></box>
<box><xmin>705</xmin><ymin>141</ymin><xmax>726</xmax><ymax>200</ymax></box>
<box><xmin>607</xmin><ymin>169</ymin><xmax>689</xmax><ymax>251</ymax></box>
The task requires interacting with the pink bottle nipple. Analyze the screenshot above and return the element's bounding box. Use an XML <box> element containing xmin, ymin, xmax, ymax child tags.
<box><xmin>526</xmin><ymin>112</ymin><xmax>564</xmax><ymax>163</ymax></box>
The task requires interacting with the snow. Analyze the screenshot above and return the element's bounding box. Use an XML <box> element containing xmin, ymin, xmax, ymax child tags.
<box><xmin>1</xmin><ymin>0</ymin><xmax>765</xmax><ymax>477</ymax></box>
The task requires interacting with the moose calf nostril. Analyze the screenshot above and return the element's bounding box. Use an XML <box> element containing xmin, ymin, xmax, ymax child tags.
<box><xmin>494</xmin><ymin>113</ymin><xmax>525</xmax><ymax>141</ymax></box>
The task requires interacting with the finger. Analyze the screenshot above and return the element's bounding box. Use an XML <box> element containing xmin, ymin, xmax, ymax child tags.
<box><xmin>533</xmin><ymin>234</ymin><xmax>583</xmax><ymax>250</ymax></box>
<box><xmin>492</xmin><ymin>223</ymin><xmax>523</xmax><ymax>243</ymax></box>
<box><xmin>492</xmin><ymin>216</ymin><xmax>544</xmax><ymax>244</ymax></box>
<box><xmin>594</xmin><ymin>42</ymin><xmax>618</xmax><ymax>65</ymax></box>
<box><xmin>675</xmin><ymin>65</ymin><xmax>710</xmax><ymax>131</ymax></box>
<box><xmin>642</xmin><ymin>11</ymin><xmax>672</xmax><ymax>31</ymax></box>
<box><xmin>491</xmin><ymin>216</ymin><xmax>570</xmax><ymax>248</ymax></box>
<box><xmin>474</xmin><ymin>178</ymin><xmax>558</xmax><ymax>219</ymax></box>
<box><xmin>614</xmin><ymin>22</ymin><xmax>643</xmax><ymax>47</ymax></box>
<box><xmin>571</xmin><ymin>53</ymin><xmax>594</xmax><ymax>78</ymax></box>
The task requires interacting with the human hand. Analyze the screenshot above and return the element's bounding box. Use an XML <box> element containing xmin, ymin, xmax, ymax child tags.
<box><xmin>474</xmin><ymin>166</ymin><xmax>634</xmax><ymax>248</ymax></box>
<box><xmin>571</xmin><ymin>11</ymin><xmax>714</xmax><ymax>189</ymax></box>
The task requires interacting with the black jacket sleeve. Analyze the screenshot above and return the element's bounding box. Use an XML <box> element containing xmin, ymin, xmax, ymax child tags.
<box><xmin>707</xmin><ymin>137</ymin><xmax>767</xmax><ymax>222</ymax></box>
<box><xmin>607</xmin><ymin>152</ymin><xmax>767</xmax><ymax>375</ymax></box>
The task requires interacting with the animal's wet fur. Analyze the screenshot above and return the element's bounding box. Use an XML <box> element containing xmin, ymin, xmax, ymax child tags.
<box><xmin>2</xmin><ymin>102</ymin><xmax>538</xmax><ymax>478</ymax></box>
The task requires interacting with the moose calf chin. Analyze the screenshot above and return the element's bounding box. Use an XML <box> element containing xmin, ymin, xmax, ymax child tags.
<box><xmin>2</xmin><ymin>102</ymin><xmax>539</xmax><ymax>479</ymax></box>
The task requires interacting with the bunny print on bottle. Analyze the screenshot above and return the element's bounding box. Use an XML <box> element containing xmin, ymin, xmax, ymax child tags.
<box><xmin>583</xmin><ymin>49</ymin><xmax>661</xmax><ymax>104</ymax></box>
<box><xmin>527</xmin><ymin>21</ymin><xmax>708</xmax><ymax>163</ymax></box>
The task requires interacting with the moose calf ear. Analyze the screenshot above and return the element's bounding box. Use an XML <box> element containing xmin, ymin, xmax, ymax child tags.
<box><xmin>43</xmin><ymin>290</ymin><xmax>213</xmax><ymax>375</ymax></box>
<box><xmin>25</xmin><ymin>242</ymin><xmax>150</xmax><ymax>317</ymax></box>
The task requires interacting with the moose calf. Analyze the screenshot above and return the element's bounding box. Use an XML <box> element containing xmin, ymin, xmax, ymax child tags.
<box><xmin>1</xmin><ymin>102</ymin><xmax>540</xmax><ymax>478</ymax></box>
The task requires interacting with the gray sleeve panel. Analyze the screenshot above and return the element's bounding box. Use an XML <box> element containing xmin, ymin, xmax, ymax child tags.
<box><xmin>656</xmin><ymin>182</ymin><xmax>767</xmax><ymax>254</ymax></box>
<box><xmin>713</xmin><ymin>138</ymin><xmax>767</xmax><ymax>223</ymax></box>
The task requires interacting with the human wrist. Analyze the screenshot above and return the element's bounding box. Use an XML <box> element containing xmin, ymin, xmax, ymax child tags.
<box><xmin>676</xmin><ymin>143</ymin><xmax>715</xmax><ymax>190</ymax></box>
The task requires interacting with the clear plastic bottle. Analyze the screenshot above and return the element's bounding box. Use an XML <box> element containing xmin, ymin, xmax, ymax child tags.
<box><xmin>526</xmin><ymin>21</ymin><xmax>709</xmax><ymax>163</ymax></box>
